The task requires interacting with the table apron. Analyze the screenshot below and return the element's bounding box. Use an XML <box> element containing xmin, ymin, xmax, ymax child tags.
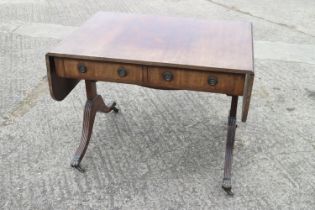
<box><xmin>54</xmin><ymin>57</ymin><xmax>245</xmax><ymax>96</ymax></box>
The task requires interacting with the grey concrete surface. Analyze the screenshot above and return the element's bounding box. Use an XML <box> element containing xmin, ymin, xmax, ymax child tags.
<box><xmin>0</xmin><ymin>0</ymin><xmax>314</xmax><ymax>209</ymax></box>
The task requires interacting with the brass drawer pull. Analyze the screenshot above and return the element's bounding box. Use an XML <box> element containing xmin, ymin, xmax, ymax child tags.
<box><xmin>78</xmin><ymin>63</ymin><xmax>87</xmax><ymax>73</ymax></box>
<box><xmin>117</xmin><ymin>67</ymin><xmax>127</xmax><ymax>77</ymax></box>
<box><xmin>208</xmin><ymin>76</ymin><xmax>218</xmax><ymax>86</ymax></box>
<box><xmin>162</xmin><ymin>71</ymin><xmax>173</xmax><ymax>81</ymax></box>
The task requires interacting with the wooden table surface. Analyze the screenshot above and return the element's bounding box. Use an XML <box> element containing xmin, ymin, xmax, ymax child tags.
<box><xmin>49</xmin><ymin>11</ymin><xmax>254</xmax><ymax>74</ymax></box>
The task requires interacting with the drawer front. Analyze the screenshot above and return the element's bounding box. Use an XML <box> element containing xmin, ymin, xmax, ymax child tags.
<box><xmin>147</xmin><ymin>67</ymin><xmax>245</xmax><ymax>95</ymax></box>
<box><xmin>55</xmin><ymin>58</ymin><xmax>143</xmax><ymax>84</ymax></box>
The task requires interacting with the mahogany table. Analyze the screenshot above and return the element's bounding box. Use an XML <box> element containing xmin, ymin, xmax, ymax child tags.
<box><xmin>46</xmin><ymin>12</ymin><xmax>254</xmax><ymax>195</ymax></box>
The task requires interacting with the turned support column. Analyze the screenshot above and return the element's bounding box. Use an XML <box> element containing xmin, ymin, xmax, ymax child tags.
<box><xmin>222</xmin><ymin>95</ymin><xmax>238</xmax><ymax>195</ymax></box>
<box><xmin>70</xmin><ymin>80</ymin><xmax>118</xmax><ymax>172</ymax></box>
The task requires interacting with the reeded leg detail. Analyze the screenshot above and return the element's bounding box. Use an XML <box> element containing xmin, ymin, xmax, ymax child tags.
<box><xmin>71</xmin><ymin>81</ymin><xmax>118</xmax><ymax>172</ymax></box>
<box><xmin>222</xmin><ymin>96</ymin><xmax>238</xmax><ymax>196</ymax></box>
<box><xmin>70</xmin><ymin>99</ymin><xmax>96</xmax><ymax>171</ymax></box>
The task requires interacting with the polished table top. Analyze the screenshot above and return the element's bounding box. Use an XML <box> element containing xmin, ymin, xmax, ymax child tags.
<box><xmin>48</xmin><ymin>11</ymin><xmax>254</xmax><ymax>74</ymax></box>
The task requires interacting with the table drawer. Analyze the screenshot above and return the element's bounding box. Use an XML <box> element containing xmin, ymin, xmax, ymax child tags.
<box><xmin>55</xmin><ymin>58</ymin><xmax>143</xmax><ymax>84</ymax></box>
<box><xmin>147</xmin><ymin>67</ymin><xmax>245</xmax><ymax>95</ymax></box>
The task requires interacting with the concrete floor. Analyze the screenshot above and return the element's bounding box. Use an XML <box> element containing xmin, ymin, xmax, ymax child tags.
<box><xmin>0</xmin><ymin>0</ymin><xmax>315</xmax><ymax>209</ymax></box>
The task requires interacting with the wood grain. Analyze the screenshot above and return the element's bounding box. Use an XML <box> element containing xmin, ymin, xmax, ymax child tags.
<box><xmin>147</xmin><ymin>67</ymin><xmax>245</xmax><ymax>95</ymax></box>
<box><xmin>54</xmin><ymin>58</ymin><xmax>245</xmax><ymax>96</ymax></box>
<box><xmin>56</xmin><ymin>58</ymin><xmax>143</xmax><ymax>84</ymax></box>
<box><xmin>47</xmin><ymin>12</ymin><xmax>253</xmax><ymax>74</ymax></box>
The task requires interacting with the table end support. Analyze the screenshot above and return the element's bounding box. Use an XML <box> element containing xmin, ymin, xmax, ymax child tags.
<box><xmin>222</xmin><ymin>95</ymin><xmax>238</xmax><ymax>196</ymax></box>
<box><xmin>71</xmin><ymin>81</ymin><xmax>118</xmax><ymax>172</ymax></box>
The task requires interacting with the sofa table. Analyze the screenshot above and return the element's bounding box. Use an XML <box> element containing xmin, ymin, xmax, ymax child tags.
<box><xmin>46</xmin><ymin>12</ymin><xmax>254</xmax><ymax>195</ymax></box>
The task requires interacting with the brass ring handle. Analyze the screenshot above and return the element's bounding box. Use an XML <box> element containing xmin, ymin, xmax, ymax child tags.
<box><xmin>77</xmin><ymin>63</ymin><xmax>87</xmax><ymax>73</ymax></box>
<box><xmin>208</xmin><ymin>76</ymin><xmax>218</xmax><ymax>86</ymax></box>
<box><xmin>117</xmin><ymin>67</ymin><xmax>127</xmax><ymax>77</ymax></box>
<box><xmin>162</xmin><ymin>71</ymin><xmax>173</xmax><ymax>81</ymax></box>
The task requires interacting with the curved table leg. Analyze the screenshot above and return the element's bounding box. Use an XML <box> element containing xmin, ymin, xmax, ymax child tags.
<box><xmin>222</xmin><ymin>96</ymin><xmax>238</xmax><ymax>195</ymax></box>
<box><xmin>70</xmin><ymin>99</ymin><xmax>96</xmax><ymax>172</ymax></box>
<box><xmin>97</xmin><ymin>95</ymin><xmax>119</xmax><ymax>114</ymax></box>
<box><xmin>70</xmin><ymin>81</ymin><xmax>118</xmax><ymax>172</ymax></box>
